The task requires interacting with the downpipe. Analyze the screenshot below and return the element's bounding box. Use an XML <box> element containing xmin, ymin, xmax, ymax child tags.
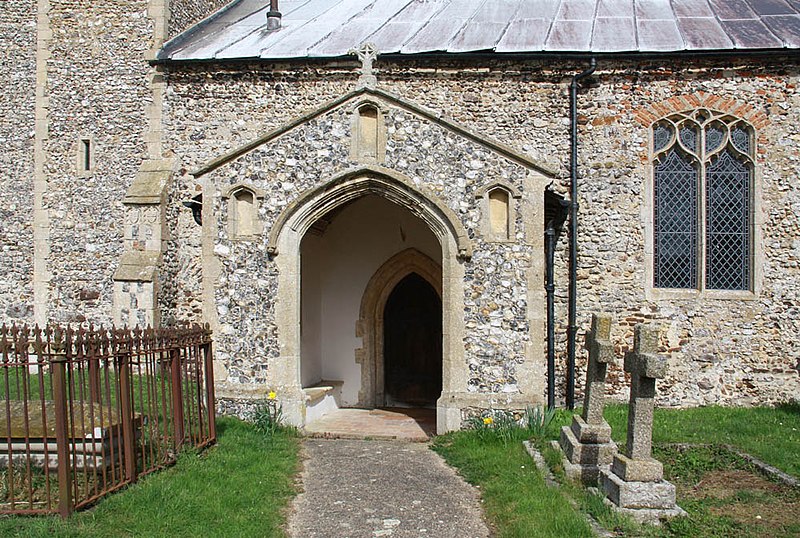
<box><xmin>567</xmin><ymin>58</ymin><xmax>596</xmax><ymax>410</ymax></box>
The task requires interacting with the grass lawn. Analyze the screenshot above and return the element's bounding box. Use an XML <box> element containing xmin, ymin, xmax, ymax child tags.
<box><xmin>0</xmin><ymin>417</ymin><xmax>300</xmax><ymax>538</ymax></box>
<box><xmin>432</xmin><ymin>429</ymin><xmax>594</xmax><ymax>538</ymax></box>
<box><xmin>435</xmin><ymin>403</ymin><xmax>800</xmax><ymax>538</ymax></box>
<box><xmin>0</xmin><ymin>404</ymin><xmax>796</xmax><ymax>538</ymax></box>
<box><xmin>604</xmin><ymin>402</ymin><xmax>800</xmax><ymax>477</ymax></box>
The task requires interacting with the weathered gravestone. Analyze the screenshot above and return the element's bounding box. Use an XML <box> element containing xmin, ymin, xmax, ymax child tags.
<box><xmin>558</xmin><ymin>313</ymin><xmax>618</xmax><ymax>484</ymax></box>
<box><xmin>600</xmin><ymin>323</ymin><xmax>686</xmax><ymax>524</ymax></box>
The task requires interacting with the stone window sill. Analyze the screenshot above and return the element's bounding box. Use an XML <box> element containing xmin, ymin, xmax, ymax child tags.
<box><xmin>646</xmin><ymin>288</ymin><xmax>757</xmax><ymax>302</ymax></box>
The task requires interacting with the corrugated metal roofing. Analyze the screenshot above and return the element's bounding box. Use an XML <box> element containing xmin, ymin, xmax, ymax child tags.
<box><xmin>158</xmin><ymin>0</ymin><xmax>800</xmax><ymax>61</ymax></box>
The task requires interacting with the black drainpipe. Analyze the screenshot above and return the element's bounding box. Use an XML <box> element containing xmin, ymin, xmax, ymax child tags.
<box><xmin>566</xmin><ymin>58</ymin><xmax>596</xmax><ymax>410</ymax></box>
<box><xmin>546</xmin><ymin>198</ymin><xmax>569</xmax><ymax>409</ymax></box>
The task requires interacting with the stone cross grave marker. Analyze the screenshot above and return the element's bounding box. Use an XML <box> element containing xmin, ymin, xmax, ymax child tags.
<box><xmin>582</xmin><ymin>313</ymin><xmax>615</xmax><ymax>426</ymax></box>
<box><xmin>557</xmin><ymin>313</ymin><xmax>617</xmax><ymax>484</ymax></box>
<box><xmin>619</xmin><ymin>323</ymin><xmax>666</xmax><ymax>475</ymax></box>
<box><xmin>349</xmin><ymin>42</ymin><xmax>378</xmax><ymax>88</ymax></box>
<box><xmin>600</xmin><ymin>323</ymin><xmax>686</xmax><ymax>524</ymax></box>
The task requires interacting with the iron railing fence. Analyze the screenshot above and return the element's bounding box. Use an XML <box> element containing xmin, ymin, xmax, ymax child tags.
<box><xmin>0</xmin><ymin>323</ymin><xmax>215</xmax><ymax>517</ymax></box>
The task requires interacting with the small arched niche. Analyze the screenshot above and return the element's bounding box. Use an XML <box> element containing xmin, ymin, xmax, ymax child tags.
<box><xmin>351</xmin><ymin>101</ymin><xmax>386</xmax><ymax>163</ymax></box>
<box><xmin>475</xmin><ymin>181</ymin><xmax>521</xmax><ymax>242</ymax></box>
<box><xmin>488</xmin><ymin>188</ymin><xmax>510</xmax><ymax>239</ymax></box>
<box><xmin>222</xmin><ymin>183</ymin><xmax>264</xmax><ymax>239</ymax></box>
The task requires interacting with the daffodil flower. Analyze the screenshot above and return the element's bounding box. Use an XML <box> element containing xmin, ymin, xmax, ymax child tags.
<box><xmin>268</xmin><ymin>391</ymin><xmax>277</xmax><ymax>400</ymax></box>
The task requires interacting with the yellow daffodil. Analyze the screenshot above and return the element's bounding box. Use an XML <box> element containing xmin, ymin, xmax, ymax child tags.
<box><xmin>483</xmin><ymin>416</ymin><xmax>493</xmax><ymax>426</ymax></box>
<box><xmin>268</xmin><ymin>391</ymin><xmax>277</xmax><ymax>400</ymax></box>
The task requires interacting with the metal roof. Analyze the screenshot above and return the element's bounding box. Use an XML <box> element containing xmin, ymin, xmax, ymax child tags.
<box><xmin>158</xmin><ymin>0</ymin><xmax>800</xmax><ymax>61</ymax></box>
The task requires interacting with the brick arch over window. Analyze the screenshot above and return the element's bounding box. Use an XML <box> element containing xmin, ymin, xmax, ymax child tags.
<box><xmin>635</xmin><ymin>92</ymin><xmax>768</xmax><ymax>140</ymax></box>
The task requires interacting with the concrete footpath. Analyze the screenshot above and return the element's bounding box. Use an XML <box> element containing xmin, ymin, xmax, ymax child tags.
<box><xmin>287</xmin><ymin>439</ymin><xmax>491</xmax><ymax>538</ymax></box>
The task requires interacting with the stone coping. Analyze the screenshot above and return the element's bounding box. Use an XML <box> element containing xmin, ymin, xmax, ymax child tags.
<box><xmin>0</xmin><ymin>400</ymin><xmax>132</xmax><ymax>439</ymax></box>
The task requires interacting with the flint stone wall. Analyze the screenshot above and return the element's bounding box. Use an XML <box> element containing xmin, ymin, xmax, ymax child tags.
<box><xmin>0</xmin><ymin>0</ymin><xmax>36</xmax><ymax>323</ymax></box>
<box><xmin>574</xmin><ymin>60</ymin><xmax>800</xmax><ymax>407</ymax></box>
<box><xmin>168</xmin><ymin>0</ymin><xmax>230</xmax><ymax>39</ymax></box>
<box><xmin>43</xmin><ymin>0</ymin><xmax>155</xmax><ymax>325</ymax></box>
<box><xmin>0</xmin><ymin>7</ymin><xmax>797</xmax><ymax>412</ymax></box>
<box><xmin>163</xmin><ymin>57</ymin><xmax>799</xmax><ymax>408</ymax></box>
<box><xmin>199</xmin><ymin>100</ymin><xmax>533</xmax><ymax>398</ymax></box>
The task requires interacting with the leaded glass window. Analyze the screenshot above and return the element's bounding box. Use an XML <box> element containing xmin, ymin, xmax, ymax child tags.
<box><xmin>652</xmin><ymin>110</ymin><xmax>754</xmax><ymax>291</ymax></box>
<box><xmin>654</xmin><ymin>150</ymin><xmax>698</xmax><ymax>288</ymax></box>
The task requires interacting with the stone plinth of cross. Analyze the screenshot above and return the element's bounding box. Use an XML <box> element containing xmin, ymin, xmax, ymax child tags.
<box><xmin>614</xmin><ymin>323</ymin><xmax>668</xmax><ymax>481</ymax></box>
<box><xmin>348</xmin><ymin>42</ymin><xmax>378</xmax><ymax>89</ymax></box>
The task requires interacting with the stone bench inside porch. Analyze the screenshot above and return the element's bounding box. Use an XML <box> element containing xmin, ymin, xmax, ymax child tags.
<box><xmin>303</xmin><ymin>380</ymin><xmax>343</xmax><ymax>423</ymax></box>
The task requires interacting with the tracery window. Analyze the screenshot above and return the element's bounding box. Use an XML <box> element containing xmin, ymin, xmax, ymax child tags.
<box><xmin>652</xmin><ymin>110</ymin><xmax>754</xmax><ymax>291</ymax></box>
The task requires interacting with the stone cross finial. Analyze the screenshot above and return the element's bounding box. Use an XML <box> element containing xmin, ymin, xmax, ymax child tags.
<box><xmin>582</xmin><ymin>313</ymin><xmax>615</xmax><ymax>425</ymax></box>
<box><xmin>348</xmin><ymin>42</ymin><xmax>378</xmax><ymax>88</ymax></box>
<box><xmin>623</xmin><ymin>323</ymin><xmax>667</xmax><ymax>462</ymax></box>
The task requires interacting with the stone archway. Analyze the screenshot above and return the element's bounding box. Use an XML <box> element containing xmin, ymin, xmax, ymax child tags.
<box><xmin>355</xmin><ymin>248</ymin><xmax>442</xmax><ymax>408</ymax></box>
<box><xmin>267</xmin><ymin>165</ymin><xmax>471</xmax><ymax>431</ymax></box>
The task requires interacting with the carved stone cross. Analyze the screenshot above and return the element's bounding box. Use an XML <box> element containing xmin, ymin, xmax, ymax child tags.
<box><xmin>582</xmin><ymin>313</ymin><xmax>615</xmax><ymax>425</ymax></box>
<box><xmin>557</xmin><ymin>312</ymin><xmax>617</xmax><ymax>484</ymax></box>
<box><xmin>349</xmin><ymin>42</ymin><xmax>378</xmax><ymax>88</ymax></box>
<box><xmin>622</xmin><ymin>323</ymin><xmax>667</xmax><ymax>464</ymax></box>
<box><xmin>601</xmin><ymin>323</ymin><xmax>685</xmax><ymax>523</ymax></box>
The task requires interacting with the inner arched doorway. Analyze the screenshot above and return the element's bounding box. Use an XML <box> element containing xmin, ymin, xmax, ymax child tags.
<box><xmin>383</xmin><ymin>273</ymin><xmax>442</xmax><ymax>407</ymax></box>
<box><xmin>356</xmin><ymin>247</ymin><xmax>442</xmax><ymax>408</ymax></box>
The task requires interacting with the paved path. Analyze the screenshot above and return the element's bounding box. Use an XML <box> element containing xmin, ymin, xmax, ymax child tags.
<box><xmin>304</xmin><ymin>408</ymin><xmax>436</xmax><ymax>441</ymax></box>
<box><xmin>288</xmin><ymin>439</ymin><xmax>490</xmax><ymax>538</ymax></box>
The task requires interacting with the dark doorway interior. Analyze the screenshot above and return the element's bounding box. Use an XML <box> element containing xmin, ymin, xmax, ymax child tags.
<box><xmin>383</xmin><ymin>273</ymin><xmax>442</xmax><ymax>408</ymax></box>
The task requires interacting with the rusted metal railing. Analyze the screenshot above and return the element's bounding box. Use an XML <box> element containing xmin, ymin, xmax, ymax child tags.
<box><xmin>0</xmin><ymin>323</ymin><xmax>215</xmax><ymax>517</ymax></box>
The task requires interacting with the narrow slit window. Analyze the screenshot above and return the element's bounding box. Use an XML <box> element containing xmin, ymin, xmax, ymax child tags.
<box><xmin>358</xmin><ymin>105</ymin><xmax>378</xmax><ymax>159</ymax></box>
<box><xmin>80</xmin><ymin>139</ymin><xmax>91</xmax><ymax>172</ymax></box>
<box><xmin>488</xmin><ymin>188</ymin><xmax>510</xmax><ymax>240</ymax></box>
<box><xmin>234</xmin><ymin>190</ymin><xmax>255</xmax><ymax>237</ymax></box>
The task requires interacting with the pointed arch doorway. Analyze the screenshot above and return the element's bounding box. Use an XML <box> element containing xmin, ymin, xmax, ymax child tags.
<box><xmin>268</xmin><ymin>166</ymin><xmax>471</xmax><ymax>432</ymax></box>
<box><xmin>384</xmin><ymin>274</ymin><xmax>442</xmax><ymax>407</ymax></box>
<box><xmin>357</xmin><ymin>248</ymin><xmax>442</xmax><ymax>409</ymax></box>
